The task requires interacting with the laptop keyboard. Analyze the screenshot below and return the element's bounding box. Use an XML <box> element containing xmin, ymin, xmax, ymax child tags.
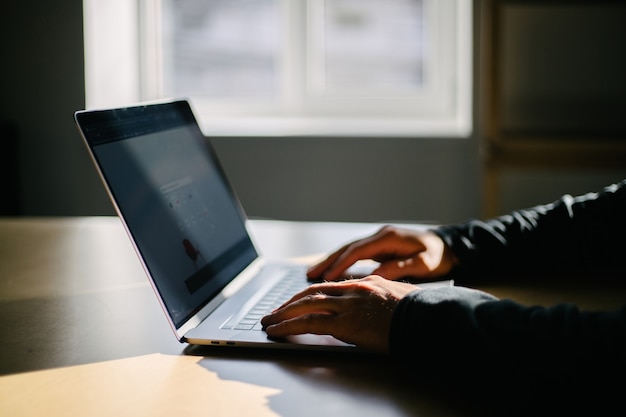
<box><xmin>222</xmin><ymin>268</ymin><xmax>309</xmax><ymax>331</ymax></box>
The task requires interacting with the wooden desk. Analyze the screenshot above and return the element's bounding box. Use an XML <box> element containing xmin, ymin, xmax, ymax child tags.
<box><xmin>1</xmin><ymin>217</ymin><xmax>625</xmax><ymax>416</ymax></box>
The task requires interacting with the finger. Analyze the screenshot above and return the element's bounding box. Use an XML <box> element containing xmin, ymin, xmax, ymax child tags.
<box><xmin>261</xmin><ymin>293</ymin><xmax>339</xmax><ymax>327</ymax></box>
<box><xmin>264</xmin><ymin>280</ymin><xmax>369</xmax><ymax>328</ymax></box>
<box><xmin>263</xmin><ymin>313</ymin><xmax>338</xmax><ymax>339</ymax></box>
<box><xmin>320</xmin><ymin>240</ymin><xmax>410</xmax><ymax>281</ymax></box>
<box><xmin>371</xmin><ymin>261</ymin><xmax>413</xmax><ymax>281</ymax></box>
<box><xmin>376</xmin><ymin>252</ymin><xmax>446</xmax><ymax>280</ymax></box>
<box><xmin>372</xmin><ymin>257</ymin><xmax>430</xmax><ymax>280</ymax></box>
<box><xmin>271</xmin><ymin>280</ymin><xmax>358</xmax><ymax>314</ymax></box>
<box><xmin>312</xmin><ymin>239</ymin><xmax>392</xmax><ymax>282</ymax></box>
<box><xmin>307</xmin><ymin>227</ymin><xmax>395</xmax><ymax>281</ymax></box>
<box><xmin>306</xmin><ymin>246</ymin><xmax>349</xmax><ymax>281</ymax></box>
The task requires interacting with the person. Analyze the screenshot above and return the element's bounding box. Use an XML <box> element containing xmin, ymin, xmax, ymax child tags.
<box><xmin>261</xmin><ymin>180</ymin><xmax>626</xmax><ymax>415</ymax></box>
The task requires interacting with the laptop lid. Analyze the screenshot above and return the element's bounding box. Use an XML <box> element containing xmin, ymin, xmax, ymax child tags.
<box><xmin>74</xmin><ymin>99</ymin><xmax>258</xmax><ymax>338</ymax></box>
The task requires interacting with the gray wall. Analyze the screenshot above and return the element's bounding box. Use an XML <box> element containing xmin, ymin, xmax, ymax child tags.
<box><xmin>2</xmin><ymin>1</ymin><xmax>624</xmax><ymax>225</ymax></box>
<box><xmin>211</xmin><ymin>135</ymin><xmax>480</xmax><ymax>223</ymax></box>
<box><xmin>494</xmin><ymin>3</ymin><xmax>626</xmax><ymax>214</ymax></box>
<box><xmin>1</xmin><ymin>1</ymin><xmax>108</xmax><ymax>216</ymax></box>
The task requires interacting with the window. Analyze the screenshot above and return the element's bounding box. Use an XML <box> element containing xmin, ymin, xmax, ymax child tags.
<box><xmin>84</xmin><ymin>0</ymin><xmax>472</xmax><ymax>137</ymax></box>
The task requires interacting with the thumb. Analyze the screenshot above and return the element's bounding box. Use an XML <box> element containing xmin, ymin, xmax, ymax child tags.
<box><xmin>373</xmin><ymin>254</ymin><xmax>442</xmax><ymax>281</ymax></box>
<box><xmin>372</xmin><ymin>258</ymin><xmax>420</xmax><ymax>281</ymax></box>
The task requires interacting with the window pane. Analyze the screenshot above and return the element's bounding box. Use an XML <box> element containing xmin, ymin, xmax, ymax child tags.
<box><xmin>317</xmin><ymin>0</ymin><xmax>425</xmax><ymax>93</ymax></box>
<box><xmin>161</xmin><ymin>0</ymin><xmax>278</xmax><ymax>98</ymax></box>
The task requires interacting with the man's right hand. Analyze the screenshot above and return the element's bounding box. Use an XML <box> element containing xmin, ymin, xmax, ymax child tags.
<box><xmin>306</xmin><ymin>226</ymin><xmax>458</xmax><ymax>282</ymax></box>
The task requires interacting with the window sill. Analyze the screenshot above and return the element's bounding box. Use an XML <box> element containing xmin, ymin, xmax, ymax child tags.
<box><xmin>199</xmin><ymin>117</ymin><xmax>472</xmax><ymax>138</ymax></box>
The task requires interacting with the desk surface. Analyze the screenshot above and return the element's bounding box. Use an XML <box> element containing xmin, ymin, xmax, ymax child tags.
<box><xmin>1</xmin><ymin>217</ymin><xmax>625</xmax><ymax>416</ymax></box>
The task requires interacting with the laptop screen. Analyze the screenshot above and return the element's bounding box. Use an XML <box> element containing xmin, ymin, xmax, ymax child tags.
<box><xmin>76</xmin><ymin>101</ymin><xmax>257</xmax><ymax>328</ymax></box>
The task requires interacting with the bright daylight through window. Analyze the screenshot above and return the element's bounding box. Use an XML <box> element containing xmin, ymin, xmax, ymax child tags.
<box><xmin>84</xmin><ymin>0</ymin><xmax>472</xmax><ymax>137</ymax></box>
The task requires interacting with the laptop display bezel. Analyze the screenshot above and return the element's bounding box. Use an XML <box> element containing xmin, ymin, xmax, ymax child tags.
<box><xmin>74</xmin><ymin>99</ymin><xmax>259</xmax><ymax>339</ymax></box>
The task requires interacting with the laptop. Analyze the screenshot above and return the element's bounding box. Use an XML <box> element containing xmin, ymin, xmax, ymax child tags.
<box><xmin>74</xmin><ymin>99</ymin><xmax>450</xmax><ymax>351</ymax></box>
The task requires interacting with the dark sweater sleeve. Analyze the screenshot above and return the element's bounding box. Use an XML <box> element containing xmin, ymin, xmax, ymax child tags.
<box><xmin>390</xmin><ymin>286</ymin><xmax>626</xmax><ymax>414</ymax></box>
<box><xmin>434</xmin><ymin>180</ymin><xmax>626</xmax><ymax>281</ymax></box>
<box><xmin>390</xmin><ymin>182</ymin><xmax>626</xmax><ymax>414</ymax></box>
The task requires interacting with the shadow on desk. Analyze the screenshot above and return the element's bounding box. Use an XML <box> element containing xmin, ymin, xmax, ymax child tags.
<box><xmin>185</xmin><ymin>343</ymin><xmax>624</xmax><ymax>417</ymax></box>
<box><xmin>184</xmin><ymin>345</ymin><xmax>479</xmax><ymax>417</ymax></box>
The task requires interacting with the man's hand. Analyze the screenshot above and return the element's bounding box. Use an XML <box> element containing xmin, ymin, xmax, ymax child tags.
<box><xmin>261</xmin><ymin>275</ymin><xmax>418</xmax><ymax>353</ymax></box>
<box><xmin>307</xmin><ymin>226</ymin><xmax>458</xmax><ymax>282</ymax></box>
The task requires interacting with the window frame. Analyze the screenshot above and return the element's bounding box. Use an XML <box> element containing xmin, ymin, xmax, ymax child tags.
<box><xmin>83</xmin><ymin>0</ymin><xmax>473</xmax><ymax>137</ymax></box>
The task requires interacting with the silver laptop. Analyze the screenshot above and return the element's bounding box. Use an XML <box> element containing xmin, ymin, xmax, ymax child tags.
<box><xmin>74</xmin><ymin>99</ymin><xmax>363</xmax><ymax>351</ymax></box>
<box><xmin>75</xmin><ymin>99</ymin><xmax>451</xmax><ymax>351</ymax></box>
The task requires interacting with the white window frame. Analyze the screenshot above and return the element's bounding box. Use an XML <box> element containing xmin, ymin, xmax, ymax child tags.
<box><xmin>83</xmin><ymin>0</ymin><xmax>472</xmax><ymax>137</ymax></box>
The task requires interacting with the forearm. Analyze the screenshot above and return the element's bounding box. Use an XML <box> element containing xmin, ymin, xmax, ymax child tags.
<box><xmin>389</xmin><ymin>287</ymin><xmax>626</xmax><ymax>413</ymax></box>
<box><xmin>435</xmin><ymin>181</ymin><xmax>626</xmax><ymax>280</ymax></box>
